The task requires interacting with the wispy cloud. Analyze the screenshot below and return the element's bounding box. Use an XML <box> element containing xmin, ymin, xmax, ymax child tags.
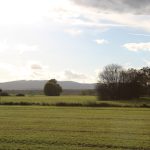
<box><xmin>0</xmin><ymin>40</ymin><xmax>9</xmax><ymax>52</ymax></box>
<box><xmin>123</xmin><ymin>42</ymin><xmax>150</xmax><ymax>52</ymax></box>
<box><xmin>64</xmin><ymin>70</ymin><xmax>87</xmax><ymax>81</ymax></box>
<box><xmin>0</xmin><ymin>61</ymin><xmax>50</xmax><ymax>82</ymax></box>
<box><xmin>123</xmin><ymin>62</ymin><xmax>133</xmax><ymax>69</ymax></box>
<box><xmin>128</xmin><ymin>33</ymin><xmax>150</xmax><ymax>37</ymax></box>
<box><xmin>64</xmin><ymin>28</ymin><xmax>83</xmax><ymax>36</ymax></box>
<box><xmin>15</xmin><ymin>44</ymin><xmax>38</xmax><ymax>54</ymax></box>
<box><xmin>95</xmin><ymin>39</ymin><xmax>109</xmax><ymax>45</ymax></box>
<box><xmin>144</xmin><ymin>60</ymin><xmax>150</xmax><ymax>66</ymax></box>
<box><xmin>0</xmin><ymin>41</ymin><xmax>38</xmax><ymax>54</ymax></box>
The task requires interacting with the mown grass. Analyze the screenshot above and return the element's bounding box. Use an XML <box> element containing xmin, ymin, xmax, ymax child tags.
<box><xmin>0</xmin><ymin>96</ymin><xmax>150</xmax><ymax>107</ymax></box>
<box><xmin>0</xmin><ymin>106</ymin><xmax>150</xmax><ymax>150</ymax></box>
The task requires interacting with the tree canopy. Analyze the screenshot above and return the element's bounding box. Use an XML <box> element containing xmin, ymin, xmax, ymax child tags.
<box><xmin>44</xmin><ymin>79</ymin><xmax>62</xmax><ymax>96</ymax></box>
<box><xmin>96</xmin><ymin>64</ymin><xmax>150</xmax><ymax>100</ymax></box>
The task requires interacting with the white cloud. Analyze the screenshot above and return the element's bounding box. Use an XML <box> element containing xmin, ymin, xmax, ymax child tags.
<box><xmin>15</xmin><ymin>44</ymin><xmax>38</xmax><ymax>54</ymax></box>
<box><xmin>49</xmin><ymin>70</ymin><xmax>91</xmax><ymax>83</ymax></box>
<box><xmin>21</xmin><ymin>61</ymin><xmax>50</xmax><ymax>80</ymax></box>
<box><xmin>0</xmin><ymin>61</ymin><xmax>50</xmax><ymax>82</ymax></box>
<box><xmin>64</xmin><ymin>28</ymin><xmax>83</xmax><ymax>36</ymax></box>
<box><xmin>0</xmin><ymin>0</ymin><xmax>51</xmax><ymax>25</ymax></box>
<box><xmin>48</xmin><ymin>70</ymin><xmax>96</xmax><ymax>83</ymax></box>
<box><xmin>123</xmin><ymin>42</ymin><xmax>150</xmax><ymax>52</ymax></box>
<box><xmin>123</xmin><ymin>62</ymin><xmax>133</xmax><ymax>69</ymax></box>
<box><xmin>144</xmin><ymin>60</ymin><xmax>150</xmax><ymax>66</ymax></box>
<box><xmin>64</xmin><ymin>70</ymin><xmax>87</xmax><ymax>80</ymax></box>
<box><xmin>0</xmin><ymin>41</ymin><xmax>38</xmax><ymax>54</ymax></box>
<box><xmin>95</xmin><ymin>39</ymin><xmax>109</xmax><ymax>45</ymax></box>
<box><xmin>30</xmin><ymin>64</ymin><xmax>43</xmax><ymax>70</ymax></box>
<box><xmin>0</xmin><ymin>62</ymin><xmax>22</xmax><ymax>82</ymax></box>
<box><xmin>95</xmin><ymin>68</ymin><xmax>102</xmax><ymax>76</ymax></box>
<box><xmin>0</xmin><ymin>40</ymin><xmax>9</xmax><ymax>52</ymax></box>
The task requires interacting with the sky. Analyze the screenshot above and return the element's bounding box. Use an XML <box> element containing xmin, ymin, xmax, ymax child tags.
<box><xmin>0</xmin><ymin>0</ymin><xmax>150</xmax><ymax>83</ymax></box>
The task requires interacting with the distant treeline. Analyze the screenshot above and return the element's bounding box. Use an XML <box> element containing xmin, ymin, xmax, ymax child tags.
<box><xmin>3</xmin><ymin>89</ymin><xmax>95</xmax><ymax>96</ymax></box>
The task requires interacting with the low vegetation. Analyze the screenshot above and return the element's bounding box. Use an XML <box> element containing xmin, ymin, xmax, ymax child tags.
<box><xmin>80</xmin><ymin>90</ymin><xmax>96</xmax><ymax>96</ymax></box>
<box><xmin>0</xmin><ymin>96</ymin><xmax>150</xmax><ymax>108</ymax></box>
<box><xmin>16</xmin><ymin>93</ymin><xmax>25</xmax><ymax>96</ymax></box>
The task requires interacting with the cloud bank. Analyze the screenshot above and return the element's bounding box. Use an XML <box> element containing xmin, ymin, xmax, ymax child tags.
<box><xmin>48</xmin><ymin>0</ymin><xmax>150</xmax><ymax>32</ymax></box>
<box><xmin>73</xmin><ymin>0</ymin><xmax>150</xmax><ymax>14</ymax></box>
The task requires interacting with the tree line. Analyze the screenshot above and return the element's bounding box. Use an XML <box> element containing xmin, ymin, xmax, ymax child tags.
<box><xmin>96</xmin><ymin>64</ymin><xmax>150</xmax><ymax>100</ymax></box>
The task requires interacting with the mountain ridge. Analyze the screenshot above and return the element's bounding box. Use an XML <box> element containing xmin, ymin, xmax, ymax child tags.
<box><xmin>0</xmin><ymin>80</ymin><xmax>95</xmax><ymax>90</ymax></box>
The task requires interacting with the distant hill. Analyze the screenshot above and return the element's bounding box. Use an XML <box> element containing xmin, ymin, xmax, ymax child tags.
<box><xmin>0</xmin><ymin>80</ymin><xmax>95</xmax><ymax>90</ymax></box>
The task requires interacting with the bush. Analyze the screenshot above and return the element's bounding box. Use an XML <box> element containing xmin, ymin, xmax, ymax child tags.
<box><xmin>1</xmin><ymin>92</ymin><xmax>10</xmax><ymax>96</ymax></box>
<box><xmin>81</xmin><ymin>90</ymin><xmax>96</xmax><ymax>96</ymax></box>
<box><xmin>16</xmin><ymin>93</ymin><xmax>25</xmax><ymax>96</ymax></box>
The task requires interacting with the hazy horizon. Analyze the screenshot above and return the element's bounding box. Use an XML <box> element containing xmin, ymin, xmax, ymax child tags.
<box><xmin>0</xmin><ymin>79</ymin><xmax>96</xmax><ymax>84</ymax></box>
<box><xmin>0</xmin><ymin>0</ymin><xmax>150</xmax><ymax>83</ymax></box>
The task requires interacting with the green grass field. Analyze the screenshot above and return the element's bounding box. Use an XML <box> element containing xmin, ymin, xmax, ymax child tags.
<box><xmin>0</xmin><ymin>96</ymin><xmax>150</xmax><ymax>107</ymax></box>
<box><xmin>0</xmin><ymin>106</ymin><xmax>150</xmax><ymax>150</ymax></box>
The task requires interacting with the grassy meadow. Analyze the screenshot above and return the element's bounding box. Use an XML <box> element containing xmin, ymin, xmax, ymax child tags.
<box><xmin>0</xmin><ymin>106</ymin><xmax>150</xmax><ymax>150</ymax></box>
<box><xmin>0</xmin><ymin>96</ymin><xmax>150</xmax><ymax>107</ymax></box>
<box><xmin>0</xmin><ymin>95</ymin><xmax>150</xmax><ymax>107</ymax></box>
<box><xmin>0</xmin><ymin>96</ymin><xmax>150</xmax><ymax>150</ymax></box>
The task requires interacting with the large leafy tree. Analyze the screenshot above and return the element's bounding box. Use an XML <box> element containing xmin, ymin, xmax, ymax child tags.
<box><xmin>44</xmin><ymin>79</ymin><xmax>62</xmax><ymax>96</ymax></box>
<box><xmin>96</xmin><ymin>64</ymin><xmax>144</xmax><ymax>100</ymax></box>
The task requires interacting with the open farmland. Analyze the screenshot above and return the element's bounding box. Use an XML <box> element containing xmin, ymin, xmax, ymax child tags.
<box><xmin>0</xmin><ymin>106</ymin><xmax>150</xmax><ymax>150</ymax></box>
<box><xmin>0</xmin><ymin>96</ymin><xmax>95</xmax><ymax>104</ymax></box>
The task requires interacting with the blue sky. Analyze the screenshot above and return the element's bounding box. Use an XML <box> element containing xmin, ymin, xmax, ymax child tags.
<box><xmin>0</xmin><ymin>0</ymin><xmax>150</xmax><ymax>83</ymax></box>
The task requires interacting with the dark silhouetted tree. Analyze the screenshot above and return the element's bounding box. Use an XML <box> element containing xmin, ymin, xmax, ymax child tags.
<box><xmin>0</xmin><ymin>89</ymin><xmax>2</xmax><ymax>101</ymax></box>
<box><xmin>96</xmin><ymin>64</ymin><xmax>144</xmax><ymax>100</ymax></box>
<box><xmin>139</xmin><ymin>67</ymin><xmax>150</xmax><ymax>96</ymax></box>
<box><xmin>44</xmin><ymin>79</ymin><xmax>62</xmax><ymax>96</ymax></box>
<box><xmin>96</xmin><ymin>64</ymin><xmax>124</xmax><ymax>100</ymax></box>
<box><xmin>100</xmin><ymin>64</ymin><xmax>123</xmax><ymax>85</ymax></box>
<box><xmin>0</xmin><ymin>92</ymin><xmax>10</xmax><ymax>96</ymax></box>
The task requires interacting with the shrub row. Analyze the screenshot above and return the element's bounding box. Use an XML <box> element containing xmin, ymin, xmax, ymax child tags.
<box><xmin>0</xmin><ymin>101</ymin><xmax>149</xmax><ymax>108</ymax></box>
